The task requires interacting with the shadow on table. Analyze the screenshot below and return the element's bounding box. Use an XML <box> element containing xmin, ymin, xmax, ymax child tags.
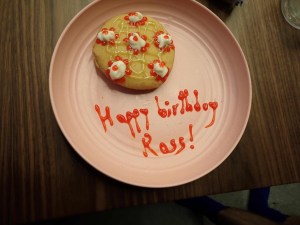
<box><xmin>24</xmin><ymin>203</ymin><xmax>203</xmax><ymax>225</ymax></box>
<box><xmin>197</xmin><ymin>0</ymin><xmax>238</xmax><ymax>22</ymax></box>
<box><xmin>24</xmin><ymin>184</ymin><xmax>300</xmax><ymax>225</ymax></box>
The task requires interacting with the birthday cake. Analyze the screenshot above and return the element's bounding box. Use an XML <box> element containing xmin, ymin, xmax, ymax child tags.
<box><xmin>92</xmin><ymin>12</ymin><xmax>175</xmax><ymax>90</ymax></box>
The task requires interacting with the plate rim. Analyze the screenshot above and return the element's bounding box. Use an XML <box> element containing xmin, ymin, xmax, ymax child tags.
<box><xmin>49</xmin><ymin>0</ymin><xmax>252</xmax><ymax>188</ymax></box>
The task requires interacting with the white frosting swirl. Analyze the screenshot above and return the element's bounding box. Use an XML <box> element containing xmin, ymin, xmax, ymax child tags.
<box><xmin>154</xmin><ymin>62</ymin><xmax>168</xmax><ymax>78</ymax></box>
<box><xmin>129</xmin><ymin>33</ymin><xmax>146</xmax><ymax>50</ymax></box>
<box><xmin>109</xmin><ymin>61</ymin><xmax>126</xmax><ymax>80</ymax></box>
<box><xmin>97</xmin><ymin>30</ymin><xmax>115</xmax><ymax>42</ymax></box>
<box><xmin>129</xmin><ymin>12</ymin><xmax>143</xmax><ymax>23</ymax></box>
<box><xmin>157</xmin><ymin>33</ymin><xmax>172</xmax><ymax>48</ymax></box>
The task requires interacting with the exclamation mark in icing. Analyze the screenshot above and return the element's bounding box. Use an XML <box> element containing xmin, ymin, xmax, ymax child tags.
<box><xmin>189</xmin><ymin>124</ymin><xmax>194</xmax><ymax>150</ymax></box>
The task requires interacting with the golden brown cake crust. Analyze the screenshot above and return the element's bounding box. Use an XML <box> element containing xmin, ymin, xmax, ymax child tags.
<box><xmin>92</xmin><ymin>12</ymin><xmax>175</xmax><ymax>90</ymax></box>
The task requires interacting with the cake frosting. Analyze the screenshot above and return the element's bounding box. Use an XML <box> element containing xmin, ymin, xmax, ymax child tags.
<box><xmin>97</xmin><ymin>30</ymin><xmax>116</xmax><ymax>42</ymax></box>
<box><xmin>153</xmin><ymin>61</ymin><xmax>168</xmax><ymax>78</ymax></box>
<box><xmin>129</xmin><ymin>33</ymin><xmax>146</xmax><ymax>51</ymax></box>
<box><xmin>108</xmin><ymin>61</ymin><xmax>126</xmax><ymax>80</ymax></box>
<box><xmin>157</xmin><ymin>33</ymin><xmax>172</xmax><ymax>49</ymax></box>
<box><xmin>129</xmin><ymin>12</ymin><xmax>143</xmax><ymax>23</ymax></box>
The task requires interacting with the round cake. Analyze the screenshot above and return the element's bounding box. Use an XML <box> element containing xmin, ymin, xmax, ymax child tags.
<box><xmin>92</xmin><ymin>12</ymin><xmax>175</xmax><ymax>90</ymax></box>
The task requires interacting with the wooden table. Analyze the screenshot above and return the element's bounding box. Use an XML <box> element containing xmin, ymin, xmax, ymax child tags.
<box><xmin>1</xmin><ymin>0</ymin><xmax>299</xmax><ymax>224</ymax></box>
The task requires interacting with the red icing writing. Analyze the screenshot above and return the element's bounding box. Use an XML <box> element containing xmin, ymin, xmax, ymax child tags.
<box><xmin>154</xmin><ymin>96</ymin><xmax>180</xmax><ymax>118</ymax></box>
<box><xmin>193</xmin><ymin>90</ymin><xmax>201</xmax><ymax>111</ymax></box>
<box><xmin>142</xmin><ymin>133</ymin><xmax>158</xmax><ymax>157</ymax></box>
<box><xmin>205</xmin><ymin>102</ymin><xmax>218</xmax><ymax>128</ymax></box>
<box><xmin>155</xmin><ymin>89</ymin><xmax>219</xmax><ymax>128</ymax></box>
<box><xmin>142</xmin><ymin>132</ymin><xmax>187</xmax><ymax>157</ymax></box>
<box><xmin>139</xmin><ymin>108</ymin><xmax>149</xmax><ymax>130</ymax></box>
<box><xmin>94</xmin><ymin>89</ymin><xmax>219</xmax><ymax>157</ymax></box>
<box><xmin>189</xmin><ymin>124</ymin><xmax>195</xmax><ymax>150</ymax></box>
<box><xmin>116</xmin><ymin>108</ymin><xmax>150</xmax><ymax>138</ymax></box>
<box><xmin>95</xmin><ymin>104</ymin><xmax>113</xmax><ymax>132</ymax></box>
<box><xmin>178</xmin><ymin>89</ymin><xmax>193</xmax><ymax>114</ymax></box>
<box><xmin>155</xmin><ymin>96</ymin><xmax>167</xmax><ymax>118</ymax></box>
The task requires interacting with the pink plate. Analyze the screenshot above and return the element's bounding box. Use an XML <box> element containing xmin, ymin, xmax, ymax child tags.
<box><xmin>49</xmin><ymin>0</ymin><xmax>251</xmax><ymax>187</ymax></box>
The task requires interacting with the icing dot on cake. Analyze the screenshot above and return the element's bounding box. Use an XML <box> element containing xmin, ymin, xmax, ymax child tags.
<box><xmin>108</xmin><ymin>61</ymin><xmax>126</xmax><ymax>80</ymax></box>
<box><xmin>98</xmin><ymin>29</ymin><xmax>115</xmax><ymax>42</ymax></box>
<box><xmin>147</xmin><ymin>59</ymin><xmax>169</xmax><ymax>82</ymax></box>
<box><xmin>154</xmin><ymin>61</ymin><xmax>168</xmax><ymax>78</ymax></box>
<box><xmin>129</xmin><ymin>12</ymin><xmax>143</xmax><ymax>23</ymax></box>
<box><xmin>96</xmin><ymin>28</ymin><xmax>119</xmax><ymax>46</ymax></box>
<box><xmin>157</xmin><ymin>33</ymin><xmax>172</xmax><ymax>48</ymax></box>
<box><xmin>129</xmin><ymin>33</ymin><xmax>146</xmax><ymax>50</ymax></box>
<box><xmin>124</xmin><ymin>12</ymin><xmax>148</xmax><ymax>26</ymax></box>
<box><xmin>154</xmin><ymin>31</ymin><xmax>175</xmax><ymax>52</ymax></box>
<box><xmin>123</xmin><ymin>32</ymin><xmax>150</xmax><ymax>55</ymax></box>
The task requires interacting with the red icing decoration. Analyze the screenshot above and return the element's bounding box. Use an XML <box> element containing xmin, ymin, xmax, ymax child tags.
<box><xmin>116</xmin><ymin>108</ymin><xmax>150</xmax><ymax>138</ymax></box>
<box><xmin>124</xmin><ymin>12</ymin><xmax>148</xmax><ymax>26</ymax></box>
<box><xmin>112</xmin><ymin>65</ymin><xmax>118</xmax><ymax>71</ymax></box>
<box><xmin>139</xmin><ymin>109</ymin><xmax>149</xmax><ymax>130</ymax></box>
<box><xmin>95</xmin><ymin>104</ymin><xmax>113</xmax><ymax>132</ymax></box>
<box><xmin>123</xmin><ymin>33</ymin><xmax>150</xmax><ymax>55</ymax></box>
<box><xmin>94</xmin><ymin>89</ymin><xmax>219</xmax><ymax>157</ymax></box>
<box><xmin>178</xmin><ymin>89</ymin><xmax>193</xmax><ymax>114</ymax></box>
<box><xmin>154</xmin><ymin>89</ymin><xmax>218</xmax><ymax>129</ymax></box>
<box><xmin>193</xmin><ymin>90</ymin><xmax>201</xmax><ymax>112</ymax></box>
<box><xmin>142</xmin><ymin>133</ymin><xmax>159</xmax><ymax>157</ymax></box>
<box><xmin>153</xmin><ymin>31</ymin><xmax>175</xmax><ymax>52</ymax></box>
<box><xmin>189</xmin><ymin>124</ymin><xmax>194</xmax><ymax>150</ymax></box>
<box><xmin>96</xmin><ymin>27</ymin><xmax>119</xmax><ymax>46</ymax></box>
<box><xmin>205</xmin><ymin>102</ymin><xmax>218</xmax><ymax>128</ymax></box>
<box><xmin>105</xmin><ymin>56</ymin><xmax>132</xmax><ymax>83</ymax></box>
<box><xmin>148</xmin><ymin>59</ymin><xmax>170</xmax><ymax>82</ymax></box>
